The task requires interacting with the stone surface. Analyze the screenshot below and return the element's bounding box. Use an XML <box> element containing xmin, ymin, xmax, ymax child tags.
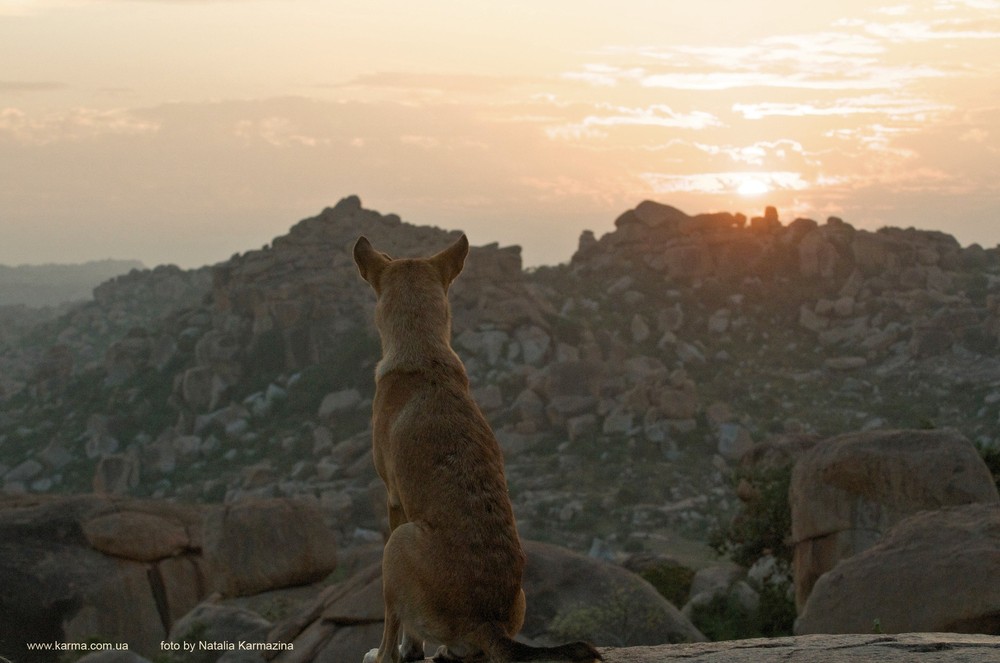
<box><xmin>0</xmin><ymin>494</ymin><xmax>338</xmax><ymax>662</ymax></box>
<box><xmin>598</xmin><ymin>633</ymin><xmax>1000</xmax><ymax>662</ymax></box>
<box><xmin>169</xmin><ymin>603</ymin><xmax>273</xmax><ymax>663</ymax></box>
<box><xmin>202</xmin><ymin>498</ymin><xmax>339</xmax><ymax>597</ymax></box>
<box><xmin>789</xmin><ymin>428</ymin><xmax>999</xmax><ymax>609</ymax></box>
<box><xmin>796</xmin><ymin>503</ymin><xmax>1000</xmax><ymax>635</ymax></box>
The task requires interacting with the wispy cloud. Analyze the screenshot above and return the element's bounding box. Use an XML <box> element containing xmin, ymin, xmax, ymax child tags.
<box><xmin>561</xmin><ymin>64</ymin><xmax>645</xmax><ymax>87</ymax></box>
<box><xmin>641</xmin><ymin>171</ymin><xmax>810</xmax><ymax>195</ymax></box>
<box><xmin>733</xmin><ymin>94</ymin><xmax>952</xmax><ymax>120</ymax></box>
<box><xmin>545</xmin><ymin>103</ymin><xmax>721</xmax><ymax>139</ymax></box>
<box><xmin>639</xmin><ymin>61</ymin><xmax>944</xmax><ymax>91</ymax></box>
<box><xmin>692</xmin><ymin>139</ymin><xmax>811</xmax><ymax>167</ymax></box>
<box><xmin>0</xmin><ymin>107</ymin><xmax>160</xmax><ymax>144</ymax></box>
<box><xmin>863</xmin><ymin>19</ymin><xmax>1000</xmax><ymax>40</ymax></box>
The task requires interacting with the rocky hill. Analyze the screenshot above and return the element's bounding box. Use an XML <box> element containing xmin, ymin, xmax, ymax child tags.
<box><xmin>2</xmin><ymin>197</ymin><xmax>999</xmax><ymax>545</ymax></box>
<box><xmin>2</xmin><ymin>197</ymin><xmax>1000</xmax><ymax>652</ymax></box>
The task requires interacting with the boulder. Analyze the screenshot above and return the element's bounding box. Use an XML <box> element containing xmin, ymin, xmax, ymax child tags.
<box><xmin>522</xmin><ymin>541</ymin><xmax>704</xmax><ymax>646</ymax></box>
<box><xmin>203</xmin><ymin>498</ymin><xmax>338</xmax><ymax>597</ymax></box>
<box><xmin>681</xmin><ymin>563</ymin><xmax>745</xmax><ymax>617</ymax></box>
<box><xmin>0</xmin><ymin>495</ymin><xmax>339</xmax><ymax>662</ymax></box>
<box><xmin>82</xmin><ymin>509</ymin><xmax>192</xmax><ymax>562</ymax></box>
<box><xmin>92</xmin><ymin>452</ymin><xmax>141</xmax><ymax>495</ymax></box>
<box><xmin>716</xmin><ymin>423</ymin><xmax>753</xmax><ymax>460</ymax></box>
<box><xmin>789</xmin><ymin>429</ymin><xmax>999</xmax><ymax>609</ymax></box>
<box><xmin>798</xmin><ymin>229</ymin><xmax>840</xmax><ymax>279</ymax></box>
<box><xmin>169</xmin><ymin>603</ymin><xmax>273</xmax><ymax>663</ymax></box>
<box><xmin>796</xmin><ymin>503</ymin><xmax>1000</xmax><ymax>635</ymax></box>
<box><xmin>317</xmin><ymin>388</ymin><xmax>363</xmax><ymax>420</ymax></box>
<box><xmin>0</xmin><ymin>495</ymin><xmax>203</xmax><ymax>660</ymax></box>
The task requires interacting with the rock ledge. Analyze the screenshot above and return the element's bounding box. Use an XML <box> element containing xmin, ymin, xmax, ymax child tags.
<box><xmin>598</xmin><ymin>633</ymin><xmax>1000</xmax><ymax>662</ymax></box>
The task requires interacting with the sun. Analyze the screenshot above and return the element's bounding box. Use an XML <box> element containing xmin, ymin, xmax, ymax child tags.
<box><xmin>737</xmin><ymin>177</ymin><xmax>770</xmax><ymax>196</ymax></box>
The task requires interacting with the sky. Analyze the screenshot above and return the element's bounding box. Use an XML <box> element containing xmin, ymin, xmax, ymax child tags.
<box><xmin>1</xmin><ymin>0</ymin><xmax>999</xmax><ymax>269</ymax></box>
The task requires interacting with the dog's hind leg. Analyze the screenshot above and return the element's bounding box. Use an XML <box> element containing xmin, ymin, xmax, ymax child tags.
<box><xmin>371</xmin><ymin>522</ymin><xmax>428</xmax><ymax>663</ymax></box>
<box><xmin>400</xmin><ymin>628</ymin><xmax>424</xmax><ymax>662</ymax></box>
<box><xmin>364</xmin><ymin>604</ymin><xmax>402</xmax><ymax>663</ymax></box>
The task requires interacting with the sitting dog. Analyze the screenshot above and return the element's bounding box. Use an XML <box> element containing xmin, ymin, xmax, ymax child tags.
<box><xmin>354</xmin><ymin>234</ymin><xmax>601</xmax><ymax>663</ymax></box>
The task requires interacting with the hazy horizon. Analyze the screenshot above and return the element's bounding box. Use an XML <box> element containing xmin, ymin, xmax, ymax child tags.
<box><xmin>2</xmin><ymin>0</ymin><xmax>998</xmax><ymax>270</ymax></box>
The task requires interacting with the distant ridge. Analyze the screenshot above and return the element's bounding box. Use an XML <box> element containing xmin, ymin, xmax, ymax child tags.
<box><xmin>0</xmin><ymin>259</ymin><xmax>145</xmax><ymax>307</ymax></box>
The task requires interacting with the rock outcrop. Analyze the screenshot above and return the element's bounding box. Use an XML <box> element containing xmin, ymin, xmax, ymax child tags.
<box><xmin>796</xmin><ymin>503</ymin><xmax>1000</xmax><ymax>635</ymax></box>
<box><xmin>789</xmin><ymin>429</ymin><xmax>1000</xmax><ymax>609</ymax></box>
<box><xmin>0</xmin><ymin>495</ymin><xmax>337</xmax><ymax>662</ymax></box>
<box><xmin>600</xmin><ymin>633</ymin><xmax>1000</xmax><ymax>662</ymax></box>
<box><xmin>3</xmin><ymin>197</ymin><xmax>1000</xmax><ymax>651</ymax></box>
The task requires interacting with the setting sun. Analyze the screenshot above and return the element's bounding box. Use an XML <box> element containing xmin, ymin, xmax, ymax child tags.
<box><xmin>737</xmin><ymin>178</ymin><xmax>771</xmax><ymax>197</ymax></box>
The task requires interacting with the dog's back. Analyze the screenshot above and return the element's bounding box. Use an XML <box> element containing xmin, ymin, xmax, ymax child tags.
<box><xmin>355</xmin><ymin>235</ymin><xmax>600</xmax><ymax>663</ymax></box>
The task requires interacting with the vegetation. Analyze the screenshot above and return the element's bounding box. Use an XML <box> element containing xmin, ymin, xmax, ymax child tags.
<box><xmin>709</xmin><ymin>465</ymin><xmax>794</xmax><ymax>568</ymax></box>
<box><xmin>639</xmin><ymin>562</ymin><xmax>695</xmax><ymax>608</ymax></box>
<box><xmin>697</xmin><ymin>463</ymin><xmax>797</xmax><ymax>640</ymax></box>
<box><xmin>549</xmin><ymin>588</ymin><xmax>686</xmax><ymax>646</ymax></box>
<box><xmin>690</xmin><ymin>582</ymin><xmax>796</xmax><ymax>641</ymax></box>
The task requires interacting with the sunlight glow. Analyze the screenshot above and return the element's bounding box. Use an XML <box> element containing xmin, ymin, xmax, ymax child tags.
<box><xmin>1</xmin><ymin>0</ymin><xmax>998</xmax><ymax>267</ymax></box>
<box><xmin>738</xmin><ymin>178</ymin><xmax>771</xmax><ymax>196</ymax></box>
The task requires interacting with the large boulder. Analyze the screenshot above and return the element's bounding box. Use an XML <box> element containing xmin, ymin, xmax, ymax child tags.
<box><xmin>0</xmin><ymin>495</ymin><xmax>338</xmax><ymax>663</ymax></box>
<box><xmin>789</xmin><ymin>429</ymin><xmax>999</xmax><ymax>609</ymax></box>
<box><xmin>203</xmin><ymin>498</ymin><xmax>338</xmax><ymax>597</ymax></box>
<box><xmin>266</xmin><ymin>540</ymin><xmax>705</xmax><ymax>662</ymax></box>
<box><xmin>521</xmin><ymin>541</ymin><xmax>705</xmax><ymax>646</ymax></box>
<box><xmin>168</xmin><ymin>602</ymin><xmax>273</xmax><ymax>663</ymax></box>
<box><xmin>796</xmin><ymin>503</ymin><xmax>1000</xmax><ymax>635</ymax></box>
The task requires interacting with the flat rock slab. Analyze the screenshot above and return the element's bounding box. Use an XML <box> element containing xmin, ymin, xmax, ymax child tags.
<box><xmin>597</xmin><ymin>633</ymin><xmax>1000</xmax><ymax>662</ymax></box>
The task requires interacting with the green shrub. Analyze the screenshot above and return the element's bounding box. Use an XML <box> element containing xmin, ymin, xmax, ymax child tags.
<box><xmin>689</xmin><ymin>580</ymin><xmax>796</xmax><ymax>641</ymax></box>
<box><xmin>701</xmin><ymin>463</ymin><xmax>798</xmax><ymax>640</ymax></box>
<box><xmin>689</xmin><ymin>593</ymin><xmax>755</xmax><ymax>641</ymax></box>
<box><xmin>640</xmin><ymin>563</ymin><xmax>695</xmax><ymax>608</ymax></box>
<box><xmin>709</xmin><ymin>464</ymin><xmax>793</xmax><ymax>568</ymax></box>
<box><xmin>754</xmin><ymin>580</ymin><xmax>797</xmax><ymax>637</ymax></box>
<box><xmin>549</xmin><ymin>588</ymin><xmax>683</xmax><ymax>646</ymax></box>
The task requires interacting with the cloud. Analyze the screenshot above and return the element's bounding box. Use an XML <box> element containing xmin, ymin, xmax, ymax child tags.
<box><xmin>692</xmin><ymin>139</ymin><xmax>810</xmax><ymax>167</ymax></box>
<box><xmin>545</xmin><ymin>103</ymin><xmax>721</xmax><ymax>139</ymax></box>
<box><xmin>564</xmin><ymin>29</ymin><xmax>945</xmax><ymax>93</ymax></box>
<box><xmin>641</xmin><ymin>171</ymin><xmax>810</xmax><ymax>195</ymax></box>
<box><xmin>232</xmin><ymin>116</ymin><xmax>324</xmax><ymax>148</ymax></box>
<box><xmin>864</xmin><ymin>19</ymin><xmax>1000</xmax><ymax>40</ymax></box>
<box><xmin>561</xmin><ymin>64</ymin><xmax>645</xmax><ymax>87</ymax></box>
<box><xmin>0</xmin><ymin>107</ymin><xmax>160</xmax><ymax>144</ymax></box>
<box><xmin>640</xmin><ymin>63</ymin><xmax>944</xmax><ymax>91</ymax></box>
<box><xmin>732</xmin><ymin>94</ymin><xmax>952</xmax><ymax>120</ymax></box>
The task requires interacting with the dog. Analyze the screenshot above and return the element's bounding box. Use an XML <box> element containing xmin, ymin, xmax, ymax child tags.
<box><xmin>354</xmin><ymin>234</ymin><xmax>602</xmax><ymax>663</ymax></box>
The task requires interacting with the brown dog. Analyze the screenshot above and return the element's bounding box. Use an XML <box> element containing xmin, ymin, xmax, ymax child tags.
<box><xmin>354</xmin><ymin>235</ymin><xmax>601</xmax><ymax>663</ymax></box>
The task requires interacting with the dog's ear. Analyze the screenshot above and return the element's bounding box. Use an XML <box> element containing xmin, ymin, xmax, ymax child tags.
<box><xmin>354</xmin><ymin>236</ymin><xmax>392</xmax><ymax>290</ymax></box>
<box><xmin>430</xmin><ymin>234</ymin><xmax>469</xmax><ymax>289</ymax></box>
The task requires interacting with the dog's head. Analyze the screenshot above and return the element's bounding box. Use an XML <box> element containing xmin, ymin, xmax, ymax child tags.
<box><xmin>353</xmin><ymin>234</ymin><xmax>470</xmax><ymax>337</ymax></box>
<box><xmin>353</xmin><ymin>234</ymin><xmax>469</xmax><ymax>295</ymax></box>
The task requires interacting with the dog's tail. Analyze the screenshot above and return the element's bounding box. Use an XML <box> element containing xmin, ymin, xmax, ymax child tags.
<box><xmin>497</xmin><ymin>637</ymin><xmax>603</xmax><ymax>662</ymax></box>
